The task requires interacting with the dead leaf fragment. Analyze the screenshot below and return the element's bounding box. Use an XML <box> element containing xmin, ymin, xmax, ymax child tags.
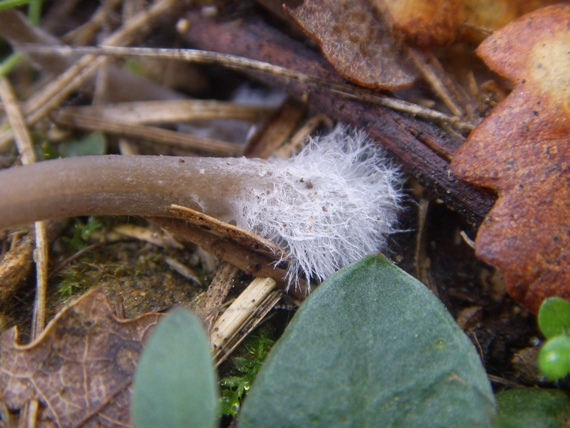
<box><xmin>451</xmin><ymin>4</ymin><xmax>570</xmax><ymax>313</ymax></box>
<box><xmin>463</xmin><ymin>0</ymin><xmax>560</xmax><ymax>35</ymax></box>
<box><xmin>376</xmin><ymin>0</ymin><xmax>559</xmax><ymax>46</ymax></box>
<box><xmin>285</xmin><ymin>0</ymin><xmax>417</xmax><ymax>89</ymax></box>
<box><xmin>378</xmin><ymin>0</ymin><xmax>464</xmax><ymax>47</ymax></box>
<box><xmin>0</xmin><ymin>287</ymin><xmax>162</xmax><ymax>427</ymax></box>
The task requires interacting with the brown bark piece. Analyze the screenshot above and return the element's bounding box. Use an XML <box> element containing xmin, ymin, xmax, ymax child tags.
<box><xmin>0</xmin><ymin>288</ymin><xmax>162</xmax><ymax>427</ymax></box>
<box><xmin>451</xmin><ymin>4</ymin><xmax>570</xmax><ymax>313</ymax></box>
<box><xmin>284</xmin><ymin>0</ymin><xmax>417</xmax><ymax>89</ymax></box>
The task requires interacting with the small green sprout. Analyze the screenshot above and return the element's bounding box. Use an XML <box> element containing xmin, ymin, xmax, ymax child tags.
<box><xmin>537</xmin><ymin>297</ymin><xmax>570</xmax><ymax>380</ymax></box>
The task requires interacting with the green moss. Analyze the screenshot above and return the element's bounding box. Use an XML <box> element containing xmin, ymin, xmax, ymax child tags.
<box><xmin>63</xmin><ymin>216</ymin><xmax>104</xmax><ymax>253</ymax></box>
<box><xmin>219</xmin><ymin>325</ymin><xmax>276</xmax><ymax>417</ymax></box>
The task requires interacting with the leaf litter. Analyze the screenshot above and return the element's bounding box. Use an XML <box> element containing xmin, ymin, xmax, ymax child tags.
<box><xmin>0</xmin><ymin>0</ymin><xmax>569</xmax><ymax>421</ymax></box>
<box><xmin>0</xmin><ymin>288</ymin><xmax>162</xmax><ymax>427</ymax></box>
<box><xmin>284</xmin><ymin>0</ymin><xmax>418</xmax><ymax>89</ymax></box>
<box><xmin>451</xmin><ymin>3</ymin><xmax>570</xmax><ymax>313</ymax></box>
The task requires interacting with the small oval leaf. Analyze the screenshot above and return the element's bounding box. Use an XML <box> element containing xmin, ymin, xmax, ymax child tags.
<box><xmin>538</xmin><ymin>297</ymin><xmax>570</xmax><ymax>339</ymax></box>
<box><xmin>238</xmin><ymin>254</ymin><xmax>495</xmax><ymax>427</ymax></box>
<box><xmin>539</xmin><ymin>336</ymin><xmax>570</xmax><ymax>381</ymax></box>
<box><xmin>131</xmin><ymin>307</ymin><xmax>219</xmax><ymax>428</ymax></box>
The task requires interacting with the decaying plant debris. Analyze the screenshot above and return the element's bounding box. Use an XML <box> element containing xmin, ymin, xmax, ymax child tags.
<box><xmin>0</xmin><ymin>0</ymin><xmax>565</xmax><ymax>426</ymax></box>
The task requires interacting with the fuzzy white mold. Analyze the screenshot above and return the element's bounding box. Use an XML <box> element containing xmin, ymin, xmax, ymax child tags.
<box><xmin>233</xmin><ymin>125</ymin><xmax>403</xmax><ymax>287</ymax></box>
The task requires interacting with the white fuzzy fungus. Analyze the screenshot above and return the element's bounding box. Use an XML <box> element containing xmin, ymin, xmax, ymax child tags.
<box><xmin>233</xmin><ymin>124</ymin><xmax>403</xmax><ymax>288</ymax></box>
<box><xmin>0</xmin><ymin>124</ymin><xmax>402</xmax><ymax>290</ymax></box>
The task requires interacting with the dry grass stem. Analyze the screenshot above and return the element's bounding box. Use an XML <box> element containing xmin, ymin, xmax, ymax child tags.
<box><xmin>210</xmin><ymin>277</ymin><xmax>279</xmax><ymax>360</ymax></box>
<box><xmin>0</xmin><ymin>0</ymin><xmax>176</xmax><ymax>151</ymax></box>
<box><xmin>0</xmin><ymin>77</ymin><xmax>48</xmax><ymax>338</ymax></box>
<box><xmin>0</xmin><ymin>77</ymin><xmax>36</xmax><ymax>164</ymax></box>
<box><xmin>164</xmin><ymin>257</ymin><xmax>201</xmax><ymax>284</ymax></box>
<box><xmin>244</xmin><ymin>98</ymin><xmax>306</xmax><ymax>158</ymax></box>
<box><xmin>200</xmin><ymin>262</ymin><xmax>240</xmax><ymax>331</ymax></box>
<box><xmin>0</xmin><ymin>7</ymin><xmax>181</xmax><ymax>108</ymax></box>
<box><xmin>113</xmin><ymin>224</ymin><xmax>183</xmax><ymax>249</ymax></box>
<box><xmin>214</xmin><ymin>290</ymin><xmax>282</xmax><ymax>366</ymax></box>
<box><xmin>57</xmin><ymin>100</ymin><xmax>275</xmax><ymax>125</ymax></box>
<box><xmin>60</xmin><ymin>0</ymin><xmax>124</xmax><ymax>46</ymax></box>
<box><xmin>31</xmin><ymin>221</ymin><xmax>48</xmax><ymax>338</ymax></box>
<box><xmin>406</xmin><ymin>48</ymin><xmax>463</xmax><ymax>116</ymax></box>
<box><xmin>273</xmin><ymin>113</ymin><xmax>332</xmax><ymax>159</ymax></box>
<box><xmin>53</xmin><ymin>110</ymin><xmax>244</xmax><ymax>157</ymax></box>
<box><xmin>22</xmin><ymin>45</ymin><xmax>476</xmax><ymax>132</ymax></box>
<box><xmin>0</xmin><ymin>9</ymin><xmax>68</xmax><ymax>75</ymax></box>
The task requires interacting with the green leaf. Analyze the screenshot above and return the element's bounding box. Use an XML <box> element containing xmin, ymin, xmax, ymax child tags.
<box><xmin>495</xmin><ymin>388</ymin><xmax>570</xmax><ymax>428</ymax></box>
<box><xmin>238</xmin><ymin>254</ymin><xmax>495</xmax><ymax>427</ymax></box>
<box><xmin>0</xmin><ymin>0</ymin><xmax>30</xmax><ymax>11</ymax></box>
<box><xmin>131</xmin><ymin>307</ymin><xmax>219</xmax><ymax>428</ymax></box>
<box><xmin>60</xmin><ymin>132</ymin><xmax>107</xmax><ymax>157</ymax></box>
<box><xmin>539</xmin><ymin>335</ymin><xmax>570</xmax><ymax>380</ymax></box>
<box><xmin>538</xmin><ymin>297</ymin><xmax>570</xmax><ymax>339</ymax></box>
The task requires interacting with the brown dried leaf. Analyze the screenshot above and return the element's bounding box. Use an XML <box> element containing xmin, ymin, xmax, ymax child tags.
<box><xmin>451</xmin><ymin>4</ymin><xmax>570</xmax><ymax>313</ymax></box>
<box><xmin>378</xmin><ymin>0</ymin><xmax>464</xmax><ymax>47</ymax></box>
<box><xmin>0</xmin><ymin>288</ymin><xmax>162</xmax><ymax>427</ymax></box>
<box><xmin>375</xmin><ymin>0</ymin><xmax>559</xmax><ymax>46</ymax></box>
<box><xmin>284</xmin><ymin>0</ymin><xmax>417</xmax><ymax>89</ymax></box>
<box><xmin>463</xmin><ymin>0</ymin><xmax>560</xmax><ymax>34</ymax></box>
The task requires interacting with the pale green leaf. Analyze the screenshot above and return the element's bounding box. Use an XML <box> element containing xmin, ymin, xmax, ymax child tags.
<box><xmin>238</xmin><ymin>254</ymin><xmax>495</xmax><ymax>427</ymax></box>
<box><xmin>131</xmin><ymin>307</ymin><xmax>219</xmax><ymax>428</ymax></box>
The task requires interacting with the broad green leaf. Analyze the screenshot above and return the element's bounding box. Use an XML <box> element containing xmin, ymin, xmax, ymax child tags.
<box><xmin>131</xmin><ymin>307</ymin><xmax>219</xmax><ymax>428</ymax></box>
<box><xmin>238</xmin><ymin>254</ymin><xmax>495</xmax><ymax>427</ymax></box>
<box><xmin>538</xmin><ymin>297</ymin><xmax>570</xmax><ymax>339</ymax></box>
<box><xmin>496</xmin><ymin>388</ymin><xmax>570</xmax><ymax>428</ymax></box>
<box><xmin>61</xmin><ymin>131</ymin><xmax>107</xmax><ymax>157</ymax></box>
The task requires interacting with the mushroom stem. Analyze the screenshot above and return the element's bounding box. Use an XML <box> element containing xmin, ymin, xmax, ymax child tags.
<box><xmin>0</xmin><ymin>154</ymin><xmax>263</xmax><ymax>230</ymax></box>
<box><xmin>0</xmin><ymin>125</ymin><xmax>403</xmax><ymax>284</ymax></box>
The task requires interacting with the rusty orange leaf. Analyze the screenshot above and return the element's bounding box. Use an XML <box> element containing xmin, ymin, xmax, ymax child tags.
<box><xmin>376</xmin><ymin>0</ymin><xmax>559</xmax><ymax>46</ymax></box>
<box><xmin>378</xmin><ymin>0</ymin><xmax>464</xmax><ymax>47</ymax></box>
<box><xmin>0</xmin><ymin>288</ymin><xmax>162</xmax><ymax>427</ymax></box>
<box><xmin>284</xmin><ymin>0</ymin><xmax>418</xmax><ymax>89</ymax></box>
<box><xmin>451</xmin><ymin>4</ymin><xmax>570</xmax><ymax>313</ymax></box>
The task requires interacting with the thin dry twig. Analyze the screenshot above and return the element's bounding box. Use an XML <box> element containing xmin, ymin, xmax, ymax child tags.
<box><xmin>53</xmin><ymin>109</ymin><xmax>244</xmax><ymax>157</ymax></box>
<box><xmin>61</xmin><ymin>0</ymin><xmax>124</xmax><ymax>46</ymax></box>
<box><xmin>272</xmin><ymin>113</ymin><xmax>332</xmax><ymax>159</ymax></box>
<box><xmin>20</xmin><ymin>45</ymin><xmax>476</xmax><ymax>132</ymax></box>
<box><xmin>200</xmin><ymin>262</ymin><xmax>240</xmax><ymax>331</ymax></box>
<box><xmin>210</xmin><ymin>276</ymin><xmax>281</xmax><ymax>364</ymax></box>
<box><xmin>407</xmin><ymin>47</ymin><xmax>467</xmax><ymax>118</ymax></box>
<box><xmin>57</xmin><ymin>100</ymin><xmax>275</xmax><ymax>125</ymax></box>
<box><xmin>244</xmin><ymin>97</ymin><xmax>306</xmax><ymax>158</ymax></box>
<box><xmin>0</xmin><ymin>77</ymin><xmax>49</xmax><ymax>338</ymax></box>
<box><xmin>0</xmin><ymin>0</ymin><xmax>177</xmax><ymax>151</ymax></box>
<box><xmin>113</xmin><ymin>224</ymin><xmax>183</xmax><ymax>249</ymax></box>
